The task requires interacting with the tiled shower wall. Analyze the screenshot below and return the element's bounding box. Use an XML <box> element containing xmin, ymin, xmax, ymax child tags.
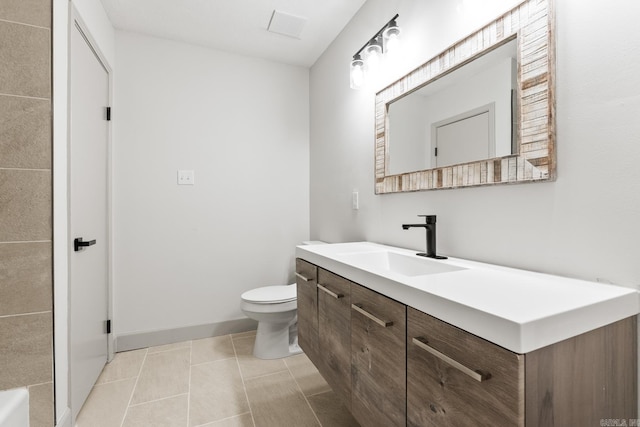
<box><xmin>0</xmin><ymin>0</ymin><xmax>54</xmax><ymax>426</ymax></box>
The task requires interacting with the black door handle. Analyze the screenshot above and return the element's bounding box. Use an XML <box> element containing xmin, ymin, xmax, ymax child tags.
<box><xmin>74</xmin><ymin>237</ymin><xmax>96</xmax><ymax>252</ymax></box>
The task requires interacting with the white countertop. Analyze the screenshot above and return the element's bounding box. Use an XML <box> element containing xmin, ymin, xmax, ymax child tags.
<box><xmin>296</xmin><ymin>242</ymin><xmax>639</xmax><ymax>353</ymax></box>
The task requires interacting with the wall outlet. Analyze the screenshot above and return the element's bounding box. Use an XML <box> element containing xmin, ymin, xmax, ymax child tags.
<box><xmin>352</xmin><ymin>191</ymin><xmax>359</xmax><ymax>210</ymax></box>
<box><xmin>177</xmin><ymin>170</ymin><xmax>195</xmax><ymax>185</ymax></box>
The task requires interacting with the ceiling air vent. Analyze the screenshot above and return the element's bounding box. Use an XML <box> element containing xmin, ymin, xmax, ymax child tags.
<box><xmin>267</xmin><ymin>10</ymin><xmax>308</xmax><ymax>39</ymax></box>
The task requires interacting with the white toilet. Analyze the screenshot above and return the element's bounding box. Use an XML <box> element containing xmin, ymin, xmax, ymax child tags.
<box><xmin>240</xmin><ymin>284</ymin><xmax>302</xmax><ymax>359</ymax></box>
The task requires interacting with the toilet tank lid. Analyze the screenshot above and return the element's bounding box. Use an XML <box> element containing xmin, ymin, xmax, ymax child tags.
<box><xmin>241</xmin><ymin>285</ymin><xmax>296</xmax><ymax>304</ymax></box>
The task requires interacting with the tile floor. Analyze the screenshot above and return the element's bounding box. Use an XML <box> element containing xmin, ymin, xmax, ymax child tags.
<box><xmin>75</xmin><ymin>330</ymin><xmax>360</xmax><ymax>427</ymax></box>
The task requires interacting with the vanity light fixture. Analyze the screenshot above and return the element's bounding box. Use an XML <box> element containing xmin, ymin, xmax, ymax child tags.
<box><xmin>350</xmin><ymin>14</ymin><xmax>400</xmax><ymax>90</ymax></box>
<box><xmin>364</xmin><ymin>34</ymin><xmax>383</xmax><ymax>69</ymax></box>
<box><xmin>350</xmin><ymin>54</ymin><xmax>365</xmax><ymax>89</ymax></box>
<box><xmin>382</xmin><ymin>17</ymin><xmax>401</xmax><ymax>53</ymax></box>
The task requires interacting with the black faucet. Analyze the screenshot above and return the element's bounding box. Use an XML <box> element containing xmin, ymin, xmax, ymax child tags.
<box><xmin>402</xmin><ymin>215</ymin><xmax>447</xmax><ymax>259</ymax></box>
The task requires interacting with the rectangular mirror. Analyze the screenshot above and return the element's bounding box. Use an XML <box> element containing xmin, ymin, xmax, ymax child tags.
<box><xmin>375</xmin><ymin>0</ymin><xmax>555</xmax><ymax>193</ymax></box>
<box><xmin>387</xmin><ymin>38</ymin><xmax>517</xmax><ymax>174</ymax></box>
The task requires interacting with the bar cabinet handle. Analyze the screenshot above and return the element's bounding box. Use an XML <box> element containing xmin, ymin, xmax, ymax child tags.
<box><xmin>317</xmin><ymin>283</ymin><xmax>344</xmax><ymax>299</ymax></box>
<box><xmin>295</xmin><ymin>272</ymin><xmax>312</xmax><ymax>282</ymax></box>
<box><xmin>412</xmin><ymin>337</ymin><xmax>490</xmax><ymax>382</ymax></box>
<box><xmin>351</xmin><ymin>303</ymin><xmax>393</xmax><ymax>327</ymax></box>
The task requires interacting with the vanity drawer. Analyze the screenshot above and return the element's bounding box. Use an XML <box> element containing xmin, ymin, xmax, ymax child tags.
<box><xmin>407</xmin><ymin>307</ymin><xmax>524</xmax><ymax>427</ymax></box>
<box><xmin>295</xmin><ymin>259</ymin><xmax>319</xmax><ymax>365</ymax></box>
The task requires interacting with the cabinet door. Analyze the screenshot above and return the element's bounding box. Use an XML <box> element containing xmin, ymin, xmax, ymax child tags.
<box><xmin>295</xmin><ymin>259</ymin><xmax>319</xmax><ymax>365</ymax></box>
<box><xmin>317</xmin><ymin>269</ymin><xmax>352</xmax><ymax>409</ymax></box>
<box><xmin>407</xmin><ymin>307</ymin><xmax>524</xmax><ymax>427</ymax></box>
<box><xmin>351</xmin><ymin>283</ymin><xmax>406</xmax><ymax>427</ymax></box>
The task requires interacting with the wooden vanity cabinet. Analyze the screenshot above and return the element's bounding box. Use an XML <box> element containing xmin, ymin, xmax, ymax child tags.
<box><xmin>295</xmin><ymin>259</ymin><xmax>319</xmax><ymax>366</ymax></box>
<box><xmin>295</xmin><ymin>259</ymin><xmax>637</xmax><ymax>427</ymax></box>
<box><xmin>316</xmin><ymin>269</ymin><xmax>352</xmax><ymax>408</ymax></box>
<box><xmin>407</xmin><ymin>307</ymin><xmax>524</xmax><ymax>427</ymax></box>
<box><xmin>351</xmin><ymin>283</ymin><xmax>406</xmax><ymax>427</ymax></box>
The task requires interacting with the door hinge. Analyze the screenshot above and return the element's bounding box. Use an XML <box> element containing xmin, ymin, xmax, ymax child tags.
<box><xmin>106</xmin><ymin>106</ymin><xmax>112</xmax><ymax>121</ymax></box>
<box><xmin>106</xmin><ymin>319</ymin><xmax>112</xmax><ymax>334</ymax></box>
<box><xmin>435</xmin><ymin>147</ymin><xmax>438</xmax><ymax>156</ymax></box>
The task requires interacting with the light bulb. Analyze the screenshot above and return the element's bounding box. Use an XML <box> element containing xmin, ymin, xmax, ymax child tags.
<box><xmin>366</xmin><ymin>50</ymin><xmax>381</xmax><ymax>70</ymax></box>
<box><xmin>350</xmin><ymin>57</ymin><xmax>365</xmax><ymax>89</ymax></box>
<box><xmin>364</xmin><ymin>39</ymin><xmax>383</xmax><ymax>72</ymax></box>
<box><xmin>383</xmin><ymin>20</ymin><xmax>401</xmax><ymax>53</ymax></box>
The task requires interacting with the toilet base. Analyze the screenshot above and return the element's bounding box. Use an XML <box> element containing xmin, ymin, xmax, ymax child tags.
<box><xmin>253</xmin><ymin>319</ymin><xmax>302</xmax><ymax>360</ymax></box>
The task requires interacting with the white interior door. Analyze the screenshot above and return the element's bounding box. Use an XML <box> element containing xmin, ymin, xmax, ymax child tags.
<box><xmin>69</xmin><ymin>20</ymin><xmax>110</xmax><ymax>420</ymax></box>
<box><xmin>434</xmin><ymin>111</ymin><xmax>491</xmax><ymax>168</ymax></box>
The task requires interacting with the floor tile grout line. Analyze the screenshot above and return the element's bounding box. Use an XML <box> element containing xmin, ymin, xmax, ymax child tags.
<box><xmin>127</xmin><ymin>392</ymin><xmax>189</xmax><ymax>408</ymax></box>
<box><xmin>241</xmin><ymin>367</ymin><xmax>290</xmax><ymax>382</ymax></box>
<box><xmin>231</xmin><ymin>334</ymin><xmax>257</xmax><ymax>427</ymax></box>
<box><xmin>94</xmin><ymin>375</ymin><xmax>140</xmax><ymax>386</ymax></box>
<box><xmin>192</xmin><ymin>412</ymin><xmax>252</xmax><ymax>427</ymax></box>
<box><xmin>285</xmin><ymin>359</ymin><xmax>324</xmax><ymax>427</ymax></box>
<box><xmin>120</xmin><ymin>347</ymin><xmax>149</xmax><ymax>427</ymax></box>
<box><xmin>190</xmin><ymin>355</ymin><xmax>237</xmax><ymax>367</ymax></box>
<box><xmin>146</xmin><ymin>342</ymin><xmax>192</xmax><ymax>355</ymax></box>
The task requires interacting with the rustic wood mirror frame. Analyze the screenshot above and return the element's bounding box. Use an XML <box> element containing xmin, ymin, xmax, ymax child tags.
<box><xmin>375</xmin><ymin>0</ymin><xmax>555</xmax><ymax>194</ymax></box>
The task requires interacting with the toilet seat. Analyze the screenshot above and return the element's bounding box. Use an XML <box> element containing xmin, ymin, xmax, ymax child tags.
<box><xmin>241</xmin><ymin>285</ymin><xmax>296</xmax><ymax>304</ymax></box>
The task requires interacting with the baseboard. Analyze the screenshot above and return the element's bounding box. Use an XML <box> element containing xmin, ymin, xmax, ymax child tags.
<box><xmin>115</xmin><ymin>318</ymin><xmax>258</xmax><ymax>352</ymax></box>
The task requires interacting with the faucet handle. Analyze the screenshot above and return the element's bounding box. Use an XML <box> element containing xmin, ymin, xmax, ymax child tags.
<box><xmin>418</xmin><ymin>215</ymin><xmax>437</xmax><ymax>224</ymax></box>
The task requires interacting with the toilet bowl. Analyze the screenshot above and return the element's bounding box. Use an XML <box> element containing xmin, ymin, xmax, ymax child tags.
<box><xmin>240</xmin><ymin>284</ymin><xmax>302</xmax><ymax>359</ymax></box>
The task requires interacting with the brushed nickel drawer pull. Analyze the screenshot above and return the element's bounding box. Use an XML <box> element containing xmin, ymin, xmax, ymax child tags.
<box><xmin>295</xmin><ymin>272</ymin><xmax>313</xmax><ymax>282</ymax></box>
<box><xmin>412</xmin><ymin>337</ymin><xmax>490</xmax><ymax>382</ymax></box>
<box><xmin>317</xmin><ymin>284</ymin><xmax>344</xmax><ymax>299</ymax></box>
<box><xmin>351</xmin><ymin>303</ymin><xmax>393</xmax><ymax>327</ymax></box>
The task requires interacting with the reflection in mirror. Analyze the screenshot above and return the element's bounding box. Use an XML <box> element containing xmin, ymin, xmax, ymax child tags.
<box><xmin>387</xmin><ymin>38</ymin><xmax>517</xmax><ymax>175</ymax></box>
<box><xmin>374</xmin><ymin>0</ymin><xmax>555</xmax><ymax>193</ymax></box>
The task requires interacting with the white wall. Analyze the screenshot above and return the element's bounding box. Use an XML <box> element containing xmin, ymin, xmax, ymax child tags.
<box><xmin>53</xmin><ymin>0</ymin><xmax>114</xmax><ymax>424</ymax></box>
<box><xmin>113</xmin><ymin>31</ymin><xmax>310</xmax><ymax>336</ymax></box>
<box><xmin>310</xmin><ymin>0</ymin><xmax>640</xmax><ymax>409</ymax></box>
<box><xmin>310</xmin><ymin>0</ymin><xmax>640</xmax><ymax>287</ymax></box>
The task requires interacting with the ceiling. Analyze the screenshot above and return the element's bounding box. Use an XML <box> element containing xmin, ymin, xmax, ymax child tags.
<box><xmin>99</xmin><ymin>0</ymin><xmax>367</xmax><ymax>68</ymax></box>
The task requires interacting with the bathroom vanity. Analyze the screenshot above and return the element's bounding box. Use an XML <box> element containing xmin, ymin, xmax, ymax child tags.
<box><xmin>295</xmin><ymin>242</ymin><xmax>639</xmax><ymax>427</ymax></box>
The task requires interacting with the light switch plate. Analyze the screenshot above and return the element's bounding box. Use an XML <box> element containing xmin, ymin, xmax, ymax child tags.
<box><xmin>352</xmin><ymin>191</ymin><xmax>359</xmax><ymax>210</ymax></box>
<box><xmin>177</xmin><ymin>170</ymin><xmax>195</xmax><ymax>185</ymax></box>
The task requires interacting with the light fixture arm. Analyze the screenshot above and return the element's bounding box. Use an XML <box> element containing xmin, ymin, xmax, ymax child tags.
<box><xmin>350</xmin><ymin>13</ymin><xmax>400</xmax><ymax>89</ymax></box>
<box><xmin>352</xmin><ymin>13</ymin><xmax>399</xmax><ymax>59</ymax></box>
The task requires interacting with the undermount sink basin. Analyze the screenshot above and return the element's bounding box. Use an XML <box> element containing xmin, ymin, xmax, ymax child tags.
<box><xmin>340</xmin><ymin>250</ymin><xmax>466</xmax><ymax>277</ymax></box>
